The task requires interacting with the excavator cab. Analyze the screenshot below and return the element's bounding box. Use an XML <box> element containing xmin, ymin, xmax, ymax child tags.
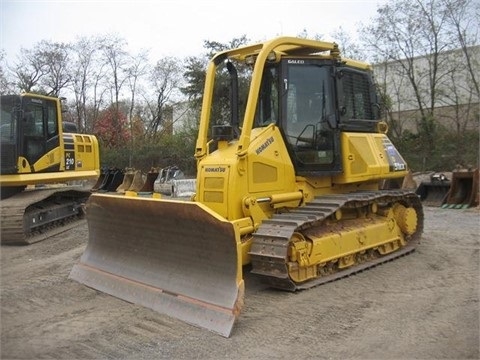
<box><xmin>1</xmin><ymin>94</ymin><xmax>64</xmax><ymax>198</ymax></box>
<box><xmin>1</xmin><ymin>94</ymin><xmax>60</xmax><ymax>175</ymax></box>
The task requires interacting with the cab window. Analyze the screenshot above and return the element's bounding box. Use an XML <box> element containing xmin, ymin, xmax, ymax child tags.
<box><xmin>46</xmin><ymin>101</ymin><xmax>58</xmax><ymax>138</ymax></box>
<box><xmin>24</xmin><ymin>104</ymin><xmax>44</xmax><ymax>137</ymax></box>
<box><xmin>341</xmin><ymin>70</ymin><xmax>373</xmax><ymax>120</ymax></box>
<box><xmin>283</xmin><ymin>64</ymin><xmax>335</xmax><ymax>167</ymax></box>
<box><xmin>254</xmin><ymin>66</ymin><xmax>279</xmax><ymax>127</ymax></box>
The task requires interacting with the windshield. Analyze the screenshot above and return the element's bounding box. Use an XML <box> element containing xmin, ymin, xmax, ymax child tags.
<box><xmin>284</xmin><ymin>64</ymin><xmax>332</xmax><ymax>146</ymax></box>
<box><xmin>282</xmin><ymin>63</ymin><xmax>336</xmax><ymax>168</ymax></box>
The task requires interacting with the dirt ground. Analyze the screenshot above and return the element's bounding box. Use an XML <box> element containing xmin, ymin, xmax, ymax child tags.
<box><xmin>1</xmin><ymin>205</ymin><xmax>479</xmax><ymax>360</ymax></box>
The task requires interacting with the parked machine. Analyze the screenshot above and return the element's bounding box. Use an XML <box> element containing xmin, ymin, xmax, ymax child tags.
<box><xmin>416</xmin><ymin>172</ymin><xmax>451</xmax><ymax>206</ymax></box>
<box><xmin>70</xmin><ymin>37</ymin><xmax>423</xmax><ymax>337</ymax></box>
<box><xmin>153</xmin><ymin>166</ymin><xmax>185</xmax><ymax>195</ymax></box>
<box><xmin>0</xmin><ymin>93</ymin><xmax>100</xmax><ymax>244</ymax></box>
<box><xmin>415</xmin><ymin>168</ymin><xmax>479</xmax><ymax>208</ymax></box>
<box><xmin>441</xmin><ymin>168</ymin><xmax>479</xmax><ymax>209</ymax></box>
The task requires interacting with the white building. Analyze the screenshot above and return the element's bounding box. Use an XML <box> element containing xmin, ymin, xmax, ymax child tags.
<box><xmin>373</xmin><ymin>46</ymin><xmax>479</xmax><ymax>135</ymax></box>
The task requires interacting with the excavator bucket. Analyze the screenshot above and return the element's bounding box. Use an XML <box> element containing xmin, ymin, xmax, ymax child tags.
<box><xmin>116</xmin><ymin>169</ymin><xmax>135</xmax><ymax>193</ymax></box>
<box><xmin>92</xmin><ymin>168</ymin><xmax>125</xmax><ymax>192</ymax></box>
<box><xmin>138</xmin><ymin>168</ymin><xmax>160</xmax><ymax>193</ymax></box>
<box><xmin>126</xmin><ymin>170</ymin><xmax>145</xmax><ymax>192</ymax></box>
<box><xmin>91</xmin><ymin>168</ymin><xmax>108</xmax><ymax>192</ymax></box>
<box><xmin>442</xmin><ymin>168</ymin><xmax>479</xmax><ymax>209</ymax></box>
<box><xmin>415</xmin><ymin>173</ymin><xmax>451</xmax><ymax>207</ymax></box>
<box><xmin>69</xmin><ymin>193</ymin><xmax>244</xmax><ymax>337</ymax></box>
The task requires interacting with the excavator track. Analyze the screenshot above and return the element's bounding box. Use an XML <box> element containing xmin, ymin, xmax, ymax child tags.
<box><xmin>1</xmin><ymin>187</ymin><xmax>91</xmax><ymax>245</ymax></box>
<box><xmin>249</xmin><ymin>190</ymin><xmax>424</xmax><ymax>291</ymax></box>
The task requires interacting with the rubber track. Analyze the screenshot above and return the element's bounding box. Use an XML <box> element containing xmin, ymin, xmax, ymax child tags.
<box><xmin>0</xmin><ymin>187</ymin><xmax>90</xmax><ymax>245</ymax></box>
<box><xmin>249</xmin><ymin>190</ymin><xmax>424</xmax><ymax>291</ymax></box>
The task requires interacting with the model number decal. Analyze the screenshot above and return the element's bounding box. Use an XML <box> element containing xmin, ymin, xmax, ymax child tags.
<box><xmin>384</xmin><ymin>142</ymin><xmax>407</xmax><ymax>172</ymax></box>
<box><xmin>392</xmin><ymin>162</ymin><xmax>406</xmax><ymax>171</ymax></box>
<box><xmin>65</xmin><ymin>151</ymin><xmax>75</xmax><ymax>170</ymax></box>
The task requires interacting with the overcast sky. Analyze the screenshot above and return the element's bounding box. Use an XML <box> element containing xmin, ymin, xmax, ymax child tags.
<box><xmin>1</xmin><ymin>0</ymin><xmax>388</xmax><ymax>64</ymax></box>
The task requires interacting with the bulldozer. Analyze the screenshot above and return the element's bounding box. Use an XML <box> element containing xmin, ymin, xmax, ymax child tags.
<box><xmin>0</xmin><ymin>93</ymin><xmax>100</xmax><ymax>244</ymax></box>
<box><xmin>70</xmin><ymin>37</ymin><xmax>423</xmax><ymax>337</ymax></box>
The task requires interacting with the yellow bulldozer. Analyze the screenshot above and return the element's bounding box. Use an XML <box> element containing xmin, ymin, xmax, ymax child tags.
<box><xmin>70</xmin><ymin>37</ymin><xmax>423</xmax><ymax>337</ymax></box>
<box><xmin>0</xmin><ymin>93</ymin><xmax>100</xmax><ymax>244</ymax></box>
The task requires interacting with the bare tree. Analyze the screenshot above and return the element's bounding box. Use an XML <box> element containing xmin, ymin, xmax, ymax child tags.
<box><xmin>0</xmin><ymin>50</ymin><xmax>14</xmax><ymax>95</ymax></box>
<box><xmin>375</xmin><ymin>59</ymin><xmax>412</xmax><ymax>139</ymax></box>
<box><xmin>125</xmin><ymin>49</ymin><xmax>150</xmax><ymax>165</ymax></box>
<box><xmin>125</xmin><ymin>50</ymin><xmax>150</xmax><ymax>130</ymax></box>
<box><xmin>36</xmin><ymin>40</ymin><xmax>72</xmax><ymax>96</ymax></box>
<box><xmin>330</xmin><ymin>27</ymin><xmax>366</xmax><ymax>61</ymax></box>
<box><xmin>144</xmin><ymin>56</ymin><xmax>183</xmax><ymax>139</ymax></box>
<box><xmin>440</xmin><ymin>55</ymin><xmax>477</xmax><ymax>164</ymax></box>
<box><xmin>101</xmin><ymin>34</ymin><xmax>129</xmax><ymax>106</ymax></box>
<box><xmin>9</xmin><ymin>40</ymin><xmax>72</xmax><ymax>96</ymax></box>
<box><xmin>11</xmin><ymin>47</ymin><xmax>47</xmax><ymax>92</ymax></box>
<box><xmin>361</xmin><ymin>0</ymin><xmax>478</xmax><ymax>168</ymax></box>
<box><xmin>442</xmin><ymin>0</ymin><xmax>479</xmax><ymax>97</ymax></box>
<box><xmin>99</xmin><ymin>34</ymin><xmax>130</xmax><ymax>140</ymax></box>
<box><xmin>70</xmin><ymin>35</ymin><xmax>108</xmax><ymax>132</ymax></box>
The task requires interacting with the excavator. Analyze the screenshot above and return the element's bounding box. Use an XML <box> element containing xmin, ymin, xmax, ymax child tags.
<box><xmin>70</xmin><ymin>37</ymin><xmax>423</xmax><ymax>337</ymax></box>
<box><xmin>0</xmin><ymin>93</ymin><xmax>100</xmax><ymax>244</ymax></box>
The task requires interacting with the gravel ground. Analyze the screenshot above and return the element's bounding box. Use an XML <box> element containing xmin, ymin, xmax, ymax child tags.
<box><xmin>1</xmin><ymin>205</ymin><xmax>479</xmax><ymax>359</ymax></box>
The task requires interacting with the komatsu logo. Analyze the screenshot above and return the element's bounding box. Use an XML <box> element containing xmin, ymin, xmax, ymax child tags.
<box><xmin>205</xmin><ymin>167</ymin><xmax>226</xmax><ymax>173</ymax></box>
<box><xmin>255</xmin><ymin>136</ymin><xmax>274</xmax><ymax>155</ymax></box>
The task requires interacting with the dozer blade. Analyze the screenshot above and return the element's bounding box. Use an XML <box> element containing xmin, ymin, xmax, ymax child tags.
<box><xmin>69</xmin><ymin>193</ymin><xmax>244</xmax><ymax>337</ymax></box>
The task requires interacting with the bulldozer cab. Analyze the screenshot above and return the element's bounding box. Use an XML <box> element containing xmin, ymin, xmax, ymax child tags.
<box><xmin>218</xmin><ymin>52</ymin><xmax>380</xmax><ymax>176</ymax></box>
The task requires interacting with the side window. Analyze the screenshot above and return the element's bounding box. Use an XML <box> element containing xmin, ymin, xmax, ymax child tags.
<box><xmin>46</xmin><ymin>100</ymin><xmax>59</xmax><ymax>138</ymax></box>
<box><xmin>286</xmin><ymin>85</ymin><xmax>298</xmax><ymax>124</ymax></box>
<box><xmin>23</xmin><ymin>100</ymin><xmax>47</xmax><ymax>164</ymax></box>
<box><xmin>24</xmin><ymin>104</ymin><xmax>44</xmax><ymax>136</ymax></box>
<box><xmin>0</xmin><ymin>101</ymin><xmax>15</xmax><ymax>141</ymax></box>
<box><xmin>341</xmin><ymin>70</ymin><xmax>373</xmax><ymax>120</ymax></box>
<box><xmin>254</xmin><ymin>66</ymin><xmax>279</xmax><ymax>127</ymax></box>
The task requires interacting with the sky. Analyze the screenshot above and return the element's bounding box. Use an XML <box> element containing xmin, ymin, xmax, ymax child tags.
<box><xmin>1</xmin><ymin>0</ymin><xmax>388</xmax><ymax>64</ymax></box>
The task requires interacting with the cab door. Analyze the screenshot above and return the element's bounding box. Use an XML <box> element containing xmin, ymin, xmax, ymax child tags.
<box><xmin>22</xmin><ymin>96</ymin><xmax>60</xmax><ymax>169</ymax></box>
<box><xmin>280</xmin><ymin>60</ymin><xmax>342</xmax><ymax>175</ymax></box>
